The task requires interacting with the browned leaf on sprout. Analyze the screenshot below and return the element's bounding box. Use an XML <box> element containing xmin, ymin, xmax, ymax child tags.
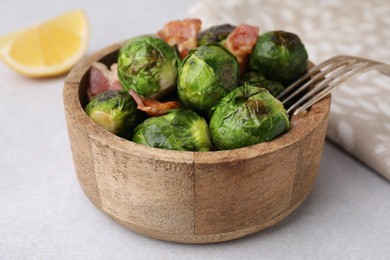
<box><xmin>88</xmin><ymin>62</ymin><xmax>122</xmax><ymax>100</ymax></box>
<box><xmin>224</xmin><ymin>24</ymin><xmax>260</xmax><ymax>72</ymax></box>
<box><xmin>158</xmin><ymin>18</ymin><xmax>202</xmax><ymax>59</ymax></box>
<box><xmin>129</xmin><ymin>89</ymin><xmax>182</xmax><ymax>116</ymax></box>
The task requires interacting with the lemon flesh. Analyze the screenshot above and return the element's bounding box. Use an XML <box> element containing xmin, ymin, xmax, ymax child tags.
<box><xmin>0</xmin><ymin>9</ymin><xmax>89</xmax><ymax>77</ymax></box>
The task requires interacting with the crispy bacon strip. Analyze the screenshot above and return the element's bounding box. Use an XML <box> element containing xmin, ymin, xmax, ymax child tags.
<box><xmin>88</xmin><ymin>62</ymin><xmax>122</xmax><ymax>100</ymax></box>
<box><xmin>129</xmin><ymin>89</ymin><xmax>181</xmax><ymax>116</ymax></box>
<box><xmin>224</xmin><ymin>24</ymin><xmax>260</xmax><ymax>72</ymax></box>
<box><xmin>158</xmin><ymin>19</ymin><xmax>202</xmax><ymax>59</ymax></box>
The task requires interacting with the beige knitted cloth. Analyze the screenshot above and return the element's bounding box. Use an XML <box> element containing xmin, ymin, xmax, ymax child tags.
<box><xmin>189</xmin><ymin>0</ymin><xmax>390</xmax><ymax>180</ymax></box>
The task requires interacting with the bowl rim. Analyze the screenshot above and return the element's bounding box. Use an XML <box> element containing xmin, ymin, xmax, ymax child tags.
<box><xmin>63</xmin><ymin>42</ymin><xmax>331</xmax><ymax>165</ymax></box>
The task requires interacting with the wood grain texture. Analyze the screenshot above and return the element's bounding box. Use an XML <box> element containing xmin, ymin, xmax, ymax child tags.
<box><xmin>193</xmin><ymin>144</ymin><xmax>298</xmax><ymax>235</ymax></box>
<box><xmin>63</xmin><ymin>43</ymin><xmax>331</xmax><ymax>244</ymax></box>
<box><xmin>91</xmin><ymin>140</ymin><xmax>195</xmax><ymax>234</ymax></box>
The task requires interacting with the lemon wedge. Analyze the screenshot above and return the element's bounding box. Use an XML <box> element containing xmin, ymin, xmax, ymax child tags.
<box><xmin>0</xmin><ymin>9</ymin><xmax>89</xmax><ymax>77</ymax></box>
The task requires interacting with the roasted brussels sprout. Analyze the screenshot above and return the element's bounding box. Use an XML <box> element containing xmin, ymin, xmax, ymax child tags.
<box><xmin>241</xmin><ymin>71</ymin><xmax>285</xmax><ymax>97</ymax></box>
<box><xmin>117</xmin><ymin>35</ymin><xmax>179</xmax><ymax>98</ymax></box>
<box><xmin>133</xmin><ymin>109</ymin><xmax>212</xmax><ymax>151</ymax></box>
<box><xmin>209</xmin><ymin>84</ymin><xmax>290</xmax><ymax>150</ymax></box>
<box><xmin>177</xmin><ymin>43</ymin><xmax>240</xmax><ymax>112</ymax></box>
<box><xmin>249</xmin><ymin>31</ymin><xmax>308</xmax><ymax>86</ymax></box>
<box><xmin>85</xmin><ymin>90</ymin><xmax>139</xmax><ymax>137</ymax></box>
<box><xmin>197</xmin><ymin>24</ymin><xmax>236</xmax><ymax>46</ymax></box>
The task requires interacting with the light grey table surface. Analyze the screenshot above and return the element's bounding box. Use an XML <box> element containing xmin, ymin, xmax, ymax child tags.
<box><xmin>0</xmin><ymin>1</ymin><xmax>389</xmax><ymax>259</ymax></box>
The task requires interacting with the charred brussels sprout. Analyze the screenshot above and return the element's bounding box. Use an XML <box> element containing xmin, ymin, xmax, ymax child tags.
<box><xmin>85</xmin><ymin>90</ymin><xmax>138</xmax><ymax>137</ymax></box>
<box><xmin>241</xmin><ymin>71</ymin><xmax>285</xmax><ymax>97</ymax></box>
<box><xmin>117</xmin><ymin>36</ymin><xmax>179</xmax><ymax>98</ymax></box>
<box><xmin>209</xmin><ymin>84</ymin><xmax>290</xmax><ymax>150</ymax></box>
<box><xmin>178</xmin><ymin>43</ymin><xmax>240</xmax><ymax>112</ymax></box>
<box><xmin>197</xmin><ymin>24</ymin><xmax>236</xmax><ymax>46</ymax></box>
<box><xmin>133</xmin><ymin>109</ymin><xmax>212</xmax><ymax>151</ymax></box>
<box><xmin>249</xmin><ymin>31</ymin><xmax>308</xmax><ymax>86</ymax></box>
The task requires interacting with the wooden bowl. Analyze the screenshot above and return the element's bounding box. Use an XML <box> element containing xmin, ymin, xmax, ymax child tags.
<box><xmin>63</xmin><ymin>42</ymin><xmax>331</xmax><ymax>244</ymax></box>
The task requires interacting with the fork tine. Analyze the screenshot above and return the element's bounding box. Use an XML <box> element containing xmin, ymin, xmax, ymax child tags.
<box><xmin>278</xmin><ymin>55</ymin><xmax>390</xmax><ymax>117</ymax></box>
<box><xmin>290</xmin><ymin>61</ymin><xmax>388</xmax><ymax>115</ymax></box>
<box><xmin>286</xmin><ymin>61</ymin><xmax>365</xmax><ymax>114</ymax></box>
<box><xmin>277</xmin><ymin>56</ymin><xmax>350</xmax><ymax>102</ymax></box>
<box><xmin>279</xmin><ymin>58</ymin><xmax>352</xmax><ymax>105</ymax></box>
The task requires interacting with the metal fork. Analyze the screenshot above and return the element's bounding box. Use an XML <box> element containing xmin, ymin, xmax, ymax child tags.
<box><xmin>277</xmin><ymin>55</ymin><xmax>390</xmax><ymax>116</ymax></box>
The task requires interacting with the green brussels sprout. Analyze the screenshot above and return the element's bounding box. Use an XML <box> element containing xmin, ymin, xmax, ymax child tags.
<box><xmin>209</xmin><ymin>84</ymin><xmax>290</xmax><ymax>150</ymax></box>
<box><xmin>197</xmin><ymin>24</ymin><xmax>236</xmax><ymax>46</ymax></box>
<box><xmin>85</xmin><ymin>90</ymin><xmax>138</xmax><ymax>138</ymax></box>
<box><xmin>178</xmin><ymin>43</ymin><xmax>240</xmax><ymax>112</ymax></box>
<box><xmin>241</xmin><ymin>71</ymin><xmax>285</xmax><ymax>97</ymax></box>
<box><xmin>117</xmin><ymin>35</ymin><xmax>179</xmax><ymax>98</ymax></box>
<box><xmin>249</xmin><ymin>31</ymin><xmax>308</xmax><ymax>86</ymax></box>
<box><xmin>133</xmin><ymin>109</ymin><xmax>212</xmax><ymax>151</ymax></box>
